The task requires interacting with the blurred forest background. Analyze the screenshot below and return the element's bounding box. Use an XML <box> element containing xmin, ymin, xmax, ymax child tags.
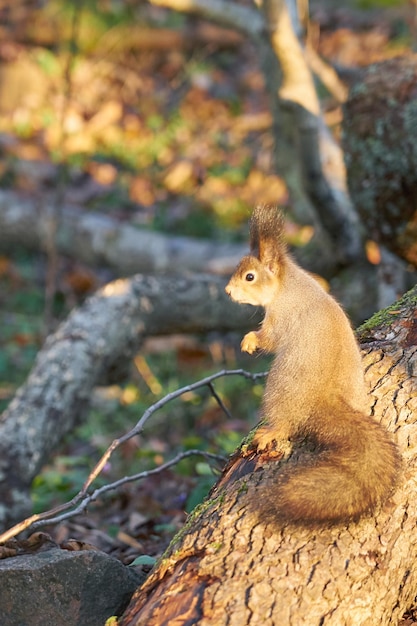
<box><xmin>0</xmin><ymin>0</ymin><xmax>416</xmax><ymax>573</ymax></box>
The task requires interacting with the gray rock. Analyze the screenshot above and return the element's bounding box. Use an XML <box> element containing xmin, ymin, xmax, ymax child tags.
<box><xmin>0</xmin><ymin>548</ymin><xmax>142</xmax><ymax>626</ymax></box>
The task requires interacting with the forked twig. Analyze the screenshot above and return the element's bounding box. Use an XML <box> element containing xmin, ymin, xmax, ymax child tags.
<box><xmin>208</xmin><ymin>382</ymin><xmax>234</xmax><ymax>421</ymax></box>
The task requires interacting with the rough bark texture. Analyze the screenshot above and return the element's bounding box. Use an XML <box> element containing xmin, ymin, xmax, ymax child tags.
<box><xmin>0</xmin><ymin>273</ymin><xmax>259</xmax><ymax>531</ymax></box>
<box><xmin>0</xmin><ymin>190</ymin><xmax>245</xmax><ymax>275</ymax></box>
<box><xmin>119</xmin><ymin>286</ymin><xmax>417</xmax><ymax>626</ymax></box>
<box><xmin>343</xmin><ymin>54</ymin><xmax>417</xmax><ymax>268</ymax></box>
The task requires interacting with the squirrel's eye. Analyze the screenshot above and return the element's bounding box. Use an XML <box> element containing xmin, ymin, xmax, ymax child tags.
<box><xmin>245</xmin><ymin>273</ymin><xmax>255</xmax><ymax>282</ymax></box>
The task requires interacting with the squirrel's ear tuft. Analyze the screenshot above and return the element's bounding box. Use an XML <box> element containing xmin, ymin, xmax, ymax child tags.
<box><xmin>249</xmin><ymin>205</ymin><xmax>286</xmax><ymax>269</ymax></box>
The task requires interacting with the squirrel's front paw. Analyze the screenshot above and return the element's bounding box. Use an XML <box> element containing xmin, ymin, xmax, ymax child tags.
<box><xmin>241</xmin><ymin>331</ymin><xmax>259</xmax><ymax>354</ymax></box>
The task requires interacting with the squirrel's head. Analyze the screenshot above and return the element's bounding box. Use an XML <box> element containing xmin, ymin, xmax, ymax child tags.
<box><xmin>225</xmin><ymin>205</ymin><xmax>287</xmax><ymax>307</ymax></box>
<box><xmin>225</xmin><ymin>255</ymin><xmax>279</xmax><ymax>306</ymax></box>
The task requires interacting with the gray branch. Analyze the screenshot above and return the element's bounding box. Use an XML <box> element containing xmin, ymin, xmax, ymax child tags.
<box><xmin>0</xmin><ymin>190</ymin><xmax>245</xmax><ymax>275</ymax></box>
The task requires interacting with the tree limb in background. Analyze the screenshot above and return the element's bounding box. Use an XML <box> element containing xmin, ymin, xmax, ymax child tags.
<box><xmin>305</xmin><ymin>43</ymin><xmax>348</xmax><ymax>104</ymax></box>
<box><xmin>0</xmin><ymin>188</ymin><xmax>379</xmax><ymax>318</ymax></box>
<box><xmin>149</xmin><ymin>0</ymin><xmax>265</xmax><ymax>37</ymax></box>
<box><xmin>0</xmin><ymin>190</ymin><xmax>246</xmax><ymax>276</ymax></box>
<box><xmin>148</xmin><ymin>0</ymin><xmax>363</xmax><ymax>265</ymax></box>
<box><xmin>0</xmin><ymin>273</ymin><xmax>261</xmax><ymax>531</ymax></box>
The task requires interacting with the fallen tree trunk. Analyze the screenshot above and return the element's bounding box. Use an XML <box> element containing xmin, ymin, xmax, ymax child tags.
<box><xmin>0</xmin><ymin>190</ymin><xmax>245</xmax><ymax>275</ymax></box>
<box><xmin>0</xmin><ymin>273</ymin><xmax>259</xmax><ymax>531</ymax></box>
<box><xmin>118</xmin><ymin>286</ymin><xmax>417</xmax><ymax>626</ymax></box>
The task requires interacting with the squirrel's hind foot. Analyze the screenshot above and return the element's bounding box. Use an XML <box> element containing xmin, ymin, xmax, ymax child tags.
<box><xmin>248</xmin><ymin>425</ymin><xmax>291</xmax><ymax>458</ymax></box>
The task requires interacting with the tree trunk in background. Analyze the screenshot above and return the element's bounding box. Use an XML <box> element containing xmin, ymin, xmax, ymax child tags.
<box><xmin>261</xmin><ymin>0</ymin><xmax>362</xmax><ymax>264</ymax></box>
<box><xmin>0</xmin><ymin>274</ymin><xmax>259</xmax><ymax>531</ymax></box>
<box><xmin>343</xmin><ymin>54</ymin><xmax>417</xmax><ymax>269</ymax></box>
<box><xmin>119</xmin><ymin>286</ymin><xmax>417</xmax><ymax>626</ymax></box>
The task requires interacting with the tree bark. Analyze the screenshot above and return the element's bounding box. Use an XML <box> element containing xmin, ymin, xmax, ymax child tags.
<box><xmin>0</xmin><ymin>190</ymin><xmax>245</xmax><ymax>276</ymax></box>
<box><xmin>0</xmin><ymin>273</ymin><xmax>259</xmax><ymax>531</ymax></box>
<box><xmin>118</xmin><ymin>286</ymin><xmax>417</xmax><ymax>626</ymax></box>
<box><xmin>343</xmin><ymin>54</ymin><xmax>417</xmax><ymax>269</ymax></box>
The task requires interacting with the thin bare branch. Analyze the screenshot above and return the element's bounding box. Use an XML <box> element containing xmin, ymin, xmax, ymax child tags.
<box><xmin>0</xmin><ymin>368</ymin><xmax>266</xmax><ymax>543</ymax></box>
<box><xmin>208</xmin><ymin>382</ymin><xmax>234</xmax><ymax>422</ymax></box>
<box><xmin>305</xmin><ymin>44</ymin><xmax>348</xmax><ymax>103</ymax></box>
<box><xmin>29</xmin><ymin>450</ymin><xmax>226</xmax><ymax>530</ymax></box>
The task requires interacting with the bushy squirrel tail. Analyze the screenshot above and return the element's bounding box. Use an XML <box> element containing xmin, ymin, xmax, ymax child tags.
<box><xmin>254</xmin><ymin>408</ymin><xmax>400</xmax><ymax>525</ymax></box>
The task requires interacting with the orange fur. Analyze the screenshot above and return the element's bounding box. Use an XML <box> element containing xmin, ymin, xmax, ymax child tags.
<box><xmin>225</xmin><ymin>205</ymin><xmax>400</xmax><ymax>524</ymax></box>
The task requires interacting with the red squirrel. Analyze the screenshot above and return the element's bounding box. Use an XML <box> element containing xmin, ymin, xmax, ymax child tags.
<box><xmin>225</xmin><ymin>205</ymin><xmax>399</xmax><ymax>524</ymax></box>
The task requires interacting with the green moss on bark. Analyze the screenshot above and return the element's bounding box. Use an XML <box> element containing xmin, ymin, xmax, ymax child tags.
<box><xmin>357</xmin><ymin>284</ymin><xmax>417</xmax><ymax>340</ymax></box>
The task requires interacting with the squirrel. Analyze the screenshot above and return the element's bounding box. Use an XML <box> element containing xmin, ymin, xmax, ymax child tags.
<box><xmin>225</xmin><ymin>205</ymin><xmax>400</xmax><ymax>525</ymax></box>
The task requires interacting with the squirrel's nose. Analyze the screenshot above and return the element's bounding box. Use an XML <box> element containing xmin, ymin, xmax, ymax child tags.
<box><xmin>225</xmin><ymin>284</ymin><xmax>231</xmax><ymax>295</ymax></box>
